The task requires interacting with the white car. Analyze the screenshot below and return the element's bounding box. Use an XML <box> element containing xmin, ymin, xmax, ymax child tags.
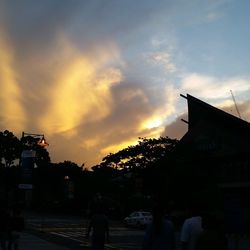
<box><xmin>124</xmin><ymin>211</ymin><xmax>152</xmax><ymax>228</ymax></box>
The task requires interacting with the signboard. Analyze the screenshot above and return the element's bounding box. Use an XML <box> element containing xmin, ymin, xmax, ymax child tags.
<box><xmin>19</xmin><ymin>150</ymin><xmax>36</xmax><ymax>190</ymax></box>
<box><xmin>18</xmin><ymin>184</ymin><xmax>33</xmax><ymax>189</ymax></box>
<box><xmin>21</xmin><ymin>150</ymin><xmax>36</xmax><ymax>158</ymax></box>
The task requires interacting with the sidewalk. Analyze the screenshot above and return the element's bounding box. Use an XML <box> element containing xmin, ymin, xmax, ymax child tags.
<box><xmin>19</xmin><ymin>231</ymin><xmax>72</xmax><ymax>250</ymax></box>
<box><xmin>19</xmin><ymin>231</ymin><xmax>118</xmax><ymax>250</ymax></box>
<box><xmin>17</xmin><ymin>230</ymin><xmax>250</xmax><ymax>250</ymax></box>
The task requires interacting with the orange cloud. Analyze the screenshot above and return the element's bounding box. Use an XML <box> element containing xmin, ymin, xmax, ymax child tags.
<box><xmin>100</xmin><ymin>138</ymin><xmax>139</xmax><ymax>157</ymax></box>
<box><xmin>140</xmin><ymin>84</ymin><xmax>177</xmax><ymax>135</ymax></box>
<box><xmin>0</xmin><ymin>28</ymin><xmax>26</xmax><ymax>132</ymax></box>
<box><xmin>38</xmin><ymin>37</ymin><xmax>122</xmax><ymax>135</ymax></box>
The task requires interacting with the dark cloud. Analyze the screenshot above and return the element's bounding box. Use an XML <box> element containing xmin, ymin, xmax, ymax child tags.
<box><xmin>47</xmin><ymin>79</ymin><xmax>165</xmax><ymax>167</ymax></box>
<box><xmin>1</xmin><ymin>0</ymin><xmax>249</xmax><ymax>169</ymax></box>
<box><xmin>74</xmin><ymin>82</ymin><xmax>157</xmax><ymax>145</ymax></box>
<box><xmin>2</xmin><ymin>0</ymin><xmax>170</xmax><ymax>55</ymax></box>
<box><xmin>3</xmin><ymin>0</ymin><xmax>83</xmax><ymax>51</ymax></box>
<box><xmin>162</xmin><ymin>113</ymin><xmax>188</xmax><ymax>139</ymax></box>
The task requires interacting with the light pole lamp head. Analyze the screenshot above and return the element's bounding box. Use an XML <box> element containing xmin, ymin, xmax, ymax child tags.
<box><xmin>22</xmin><ymin>132</ymin><xmax>49</xmax><ymax>148</ymax></box>
<box><xmin>37</xmin><ymin>135</ymin><xmax>49</xmax><ymax>147</ymax></box>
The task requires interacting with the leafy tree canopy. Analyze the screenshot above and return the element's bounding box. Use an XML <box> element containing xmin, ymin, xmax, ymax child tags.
<box><xmin>0</xmin><ymin>130</ymin><xmax>22</xmax><ymax>167</ymax></box>
<box><xmin>94</xmin><ymin>136</ymin><xmax>178</xmax><ymax>171</ymax></box>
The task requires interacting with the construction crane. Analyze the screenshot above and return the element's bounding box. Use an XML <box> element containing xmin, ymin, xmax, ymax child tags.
<box><xmin>230</xmin><ymin>90</ymin><xmax>242</xmax><ymax>119</ymax></box>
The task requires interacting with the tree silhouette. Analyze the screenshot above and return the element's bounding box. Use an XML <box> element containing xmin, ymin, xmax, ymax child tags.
<box><xmin>0</xmin><ymin>130</ymin><xmax>22</xmax><ymax>167</ymax></box>
<box><xmin>94</xmin><ymin>136</ymin><xmax>178</xmax><ymax>171</ymax></box>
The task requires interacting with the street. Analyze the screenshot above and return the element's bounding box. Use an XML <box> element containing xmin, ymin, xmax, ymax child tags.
<box><xmin>25</xmin><ymin>212</ymin><xmax>250</xmax><ymax>250</ymax></box>
<box><xmin>26</xmin><ymin>212</ymin><xmax>146</xmax><ymax>249</ymax></box>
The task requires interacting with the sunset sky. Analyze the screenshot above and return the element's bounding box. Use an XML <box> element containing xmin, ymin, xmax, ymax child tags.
<box><xmin>1</xmin><ymin>0</ymin><xmax>250</xmax><ymax>168</ymax></box>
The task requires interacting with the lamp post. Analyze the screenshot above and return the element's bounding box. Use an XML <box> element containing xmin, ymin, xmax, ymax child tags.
<box><xmin>21</xmin><ymin>132</ymin><xmax>49</xmax><ymax>148</ymax></box>
<box><xmin>19</xmin><ymin>132</ymin><xmax>49</xmax><ymax>208</ymax></box>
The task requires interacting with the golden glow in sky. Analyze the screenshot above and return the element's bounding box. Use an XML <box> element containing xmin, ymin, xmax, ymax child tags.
<box><xmin>1</xmin><ymin>1</ymin><xmax>250</xmax><ymax>168</ymax></box>
<box><xmin>100</xmin><ymin>139</ymin><xmax>139</xmax><ymax>157</ymax></box>
<box><xmin>142</xmin><ymin>117</ymin><xmax>163</xmax><ymax>129</ymax></box>
<box><xmin>0</xmin><ymin>30</ymin><xmax>26</xmax><ymax>133</ymax></box>
<box><xmin>39</xmin><ymin>44</ymin><xmax>122</xmax><ymax>135</ymax></box>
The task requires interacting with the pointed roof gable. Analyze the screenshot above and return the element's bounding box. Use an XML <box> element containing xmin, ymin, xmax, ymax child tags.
<box><xmin>186</xmin><ymin>94</ymin><xmax>250</xmax><ymax>131</ymax></box>
<box><xmin>175</xmin><ymin>94</ymin><xmax>250</xmax><ymax>158</ymax></box>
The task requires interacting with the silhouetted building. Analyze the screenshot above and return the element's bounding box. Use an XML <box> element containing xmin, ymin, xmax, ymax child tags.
<box><xmin>173</xmin><ymin>94</ymin><xmax>250</xmax><ymax>233</ymax></box>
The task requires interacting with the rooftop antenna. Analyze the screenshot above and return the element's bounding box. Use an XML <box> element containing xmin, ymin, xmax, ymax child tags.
<box><xmin>230</xmin><ymin>90</ymin><xmax>242</xmax><ymax>119</ymax></box>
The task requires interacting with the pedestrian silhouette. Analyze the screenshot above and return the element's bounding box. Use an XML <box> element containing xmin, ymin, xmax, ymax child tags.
<box><xmin>86</xmin><ymin>206</ymin><xmax>110</xmax><ymax>250</ymax></box>
<box><xmin>142</xmin><ymin>204</ymin><xmax>175</xmax><ymax>250</ymax></box>
<box><xmin>180</xmin><ymin>202</ymin><xmax>203</xmax><ymax>250</ymax></box>
<box><xmin>8</xmin><ymin>207</ymin><xmax>24</xmax><ymax>250</ymax></box>
<box><xmin>0</xmin><ymin>206</ymin><xmax>10</xmax><ymax>250</ymax></box>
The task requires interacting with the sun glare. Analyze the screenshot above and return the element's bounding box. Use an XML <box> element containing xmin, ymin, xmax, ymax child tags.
<box><xmin>142</xmin><ymin>117</ymin><xmax>162</xmax><ymax>129</ymax></box>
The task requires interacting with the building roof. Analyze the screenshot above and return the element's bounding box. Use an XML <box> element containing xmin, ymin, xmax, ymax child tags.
<box><xmin>174</xmin><ymin>94</ymin><xmax>250</xmax><ymax>187</ymax></box>
<box><xmin>185</xmin><ymin>94</ymin><xmax>250</xmax><ymax>131</ymax></box>
<box><xmin>175</xmin><ymin>94</ymin><xmax>250</xmax><ymax>158</ymax></box>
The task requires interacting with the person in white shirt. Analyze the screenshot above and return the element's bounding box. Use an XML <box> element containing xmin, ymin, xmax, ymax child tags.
<box><xmin>180</xmin><ymin>204</ymin><xmax>203</xmax><ymax>250</ymax></box>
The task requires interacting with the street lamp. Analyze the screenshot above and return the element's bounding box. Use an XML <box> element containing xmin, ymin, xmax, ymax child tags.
<box><xmin>22</xmin><ymin>132</ymin><xmax>49</xmax><ymax>148</ymax></box>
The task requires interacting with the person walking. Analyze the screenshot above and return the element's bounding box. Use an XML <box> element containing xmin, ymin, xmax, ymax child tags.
<box><xmin>8</xmin><ymin>207</ymin><xmax>24</xmax><ymax>250</ymax></box>
<box><xmin>0</xmin><ymin>207</ymin><xmax>10</xmax><ymax>250</ymax></box>
<box><xmin>180</xmin><ymin>203</ymin><xmax>203</xmax><ymax>250</ymax></box>
<box><xmin>142</xmin><ymin>204</ymin><xmax>175</xmax><ymax>250</ymax></box>
<box><xmin>86</xmin><ymin>207</ymin><xmax>110</xmax><ymax>250</ymax></box>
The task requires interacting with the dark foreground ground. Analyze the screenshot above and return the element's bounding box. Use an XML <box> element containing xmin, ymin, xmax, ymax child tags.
<box><xmin>17</xmin><ymin>210</ymin><xmax>250</xmax><ymax>250</ymax></box>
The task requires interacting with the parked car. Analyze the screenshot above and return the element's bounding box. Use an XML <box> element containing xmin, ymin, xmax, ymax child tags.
<box><xmin>124</xmin><ymin>211</ymin><xmax>152</xmax><ymax>228</ymax></box>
